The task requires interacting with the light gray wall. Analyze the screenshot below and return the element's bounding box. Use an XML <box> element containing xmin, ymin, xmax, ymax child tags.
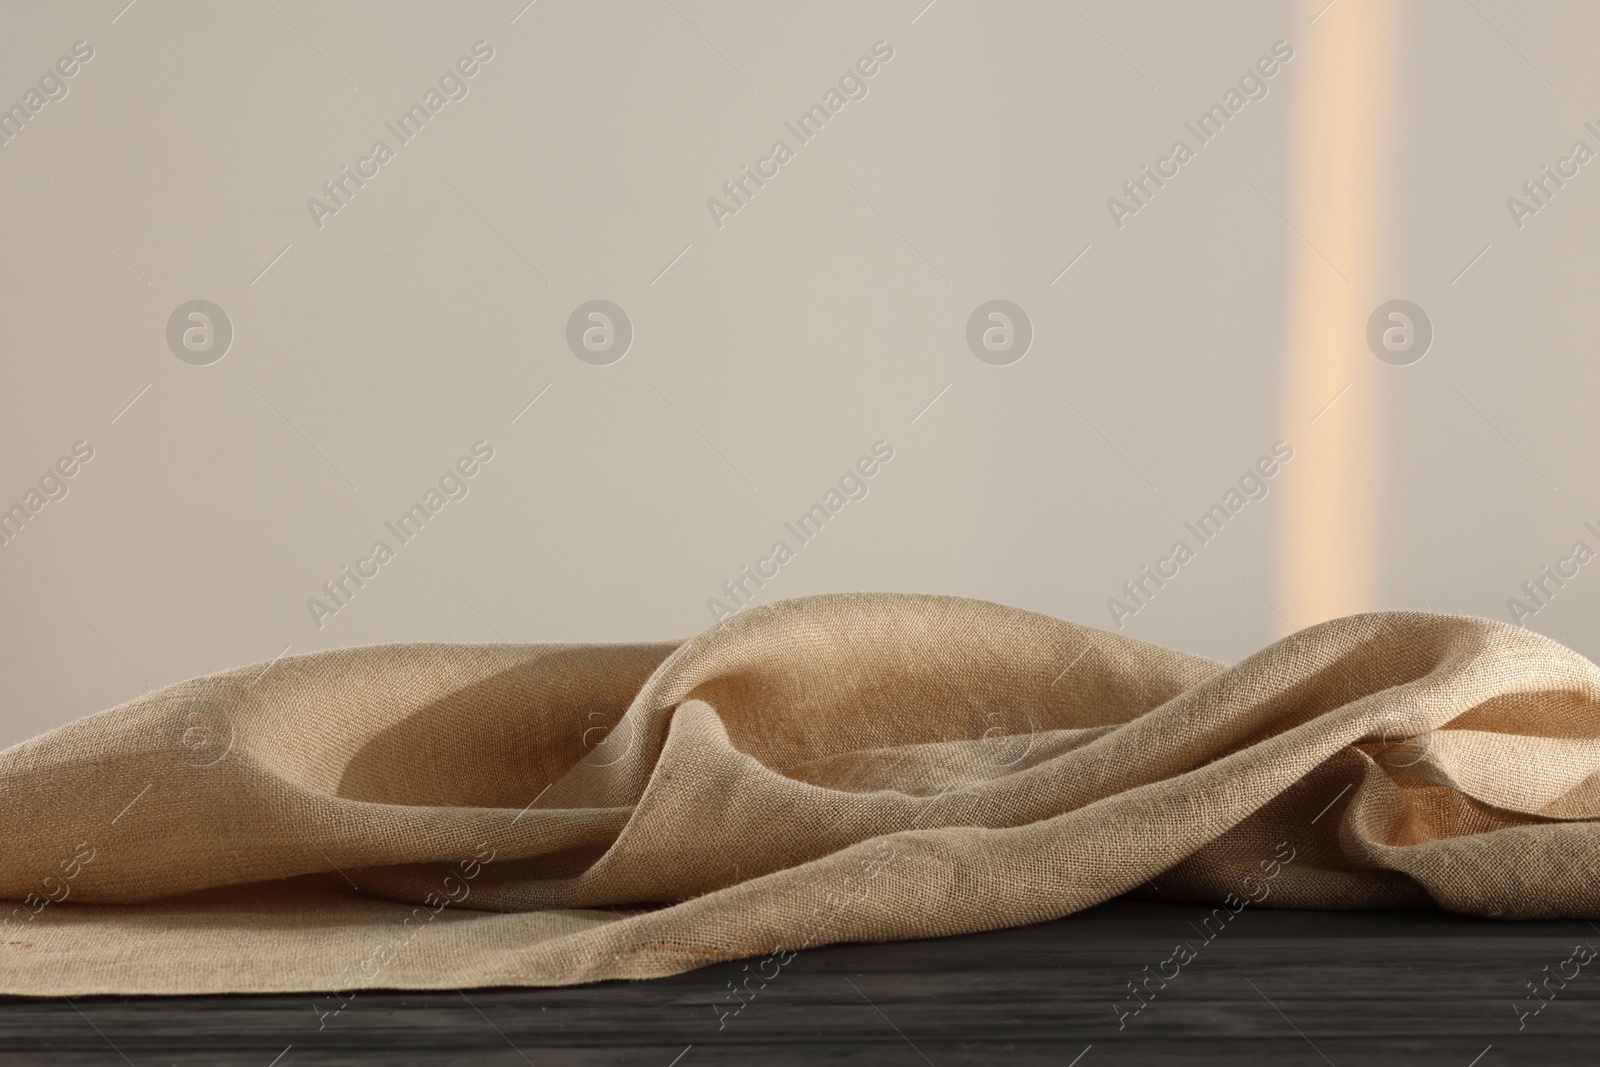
<box><xmin>2</xmin><ymin>0</ymin><xmax>1596</xmax><ymax>748</ymax></box>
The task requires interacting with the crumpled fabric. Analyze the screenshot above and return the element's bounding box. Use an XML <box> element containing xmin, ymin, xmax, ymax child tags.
<box><xmin>0</xmin><ymin>592</ymin><xmax>1595</xmax><ymax>995</ymax></box>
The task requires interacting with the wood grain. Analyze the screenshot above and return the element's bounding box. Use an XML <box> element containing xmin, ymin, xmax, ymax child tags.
<box><xmin>1</xmin><ymin>899</ymin><xmax>1596</xmax><ymax>1065</ymax></box>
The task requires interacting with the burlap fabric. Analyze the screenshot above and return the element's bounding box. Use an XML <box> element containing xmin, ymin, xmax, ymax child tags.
<box><xmin>1</xmin><ymin>593</ymin><xmax>1595</xmax><ymax>996</ymax></box>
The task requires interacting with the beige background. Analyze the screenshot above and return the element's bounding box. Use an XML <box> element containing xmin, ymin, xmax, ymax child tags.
<box><xmin>1</xmin><ymin>0</ymin><xmax>1596</xmax><ymax>750</ymax></box>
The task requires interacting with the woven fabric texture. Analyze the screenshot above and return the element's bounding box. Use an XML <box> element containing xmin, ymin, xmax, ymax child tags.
<box><xmin>1</xmin><ymin>592</ymin><xmax>1597</xmax><ymax>996</ymax></box>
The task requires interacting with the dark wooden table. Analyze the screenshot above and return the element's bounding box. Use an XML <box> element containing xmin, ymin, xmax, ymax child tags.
<box><xmin>2</xmin><ymin>898</ymin><xmax>1596</xmax><ymax>1065</ymax></box>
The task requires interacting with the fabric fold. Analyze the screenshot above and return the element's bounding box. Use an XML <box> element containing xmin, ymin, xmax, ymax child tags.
<box><xmin>1</xmin><ymin>592</ymin><xmax>1596</xmax><ymax>995</ymax></box>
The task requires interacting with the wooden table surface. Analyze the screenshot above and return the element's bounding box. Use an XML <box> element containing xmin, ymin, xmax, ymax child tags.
<box><xmin>2</xmin><ymin>898</ymin><xmax>1596</xmax><ymax>1065</ymax></box>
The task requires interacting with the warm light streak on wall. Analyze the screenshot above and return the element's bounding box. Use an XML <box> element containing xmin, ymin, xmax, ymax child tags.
<box><xmin>1275</xmin><ymin>0</ymin><xmax>1406</xmax><ymax>627</ymax></box>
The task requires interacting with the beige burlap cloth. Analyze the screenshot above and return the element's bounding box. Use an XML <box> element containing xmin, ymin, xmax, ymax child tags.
<box><xmin>2</xmin><ymin>592</ymin><xmax>1597</xmax><ymax>996</ymax></box>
